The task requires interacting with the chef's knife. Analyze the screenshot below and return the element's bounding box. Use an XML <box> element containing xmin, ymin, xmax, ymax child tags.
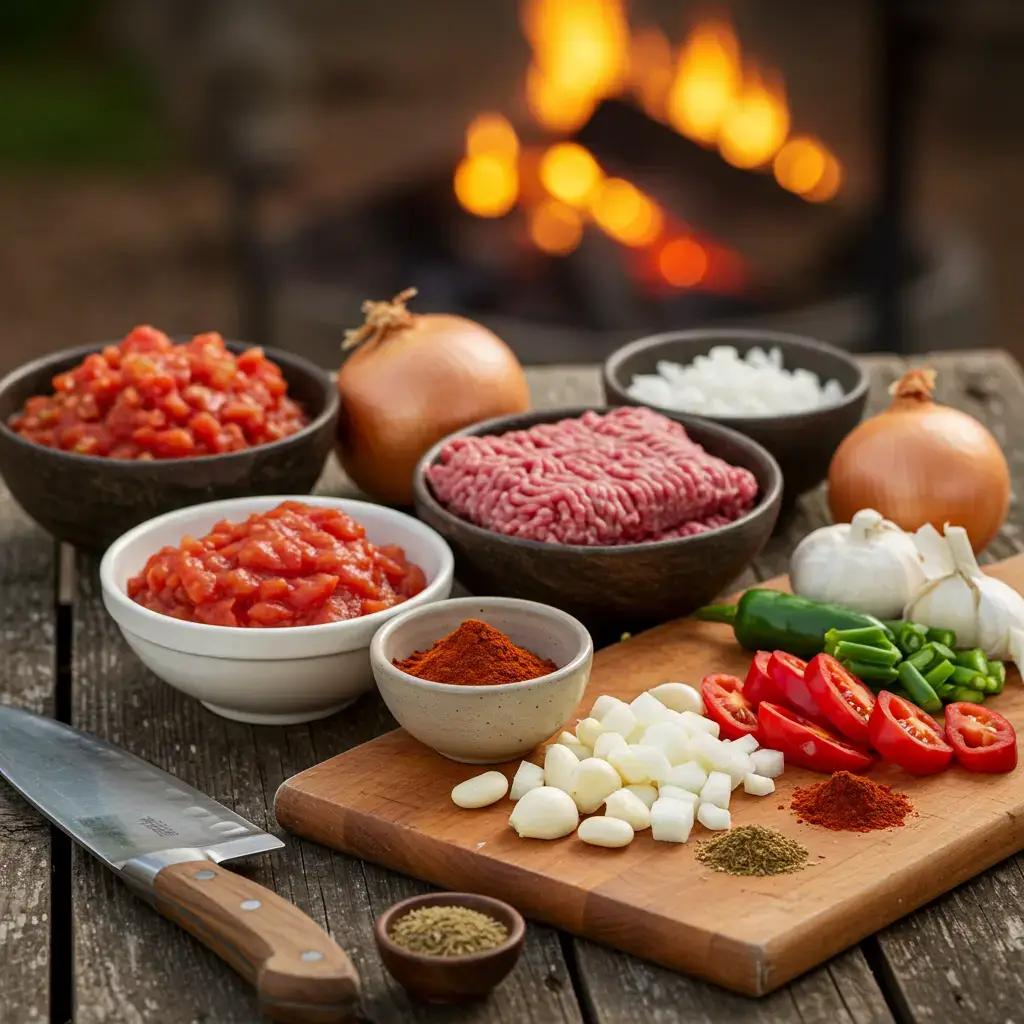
<box><xmin>0</xmin><ymin>706</ymin><xmax>360</xmax><ymax>1023</ymax></box>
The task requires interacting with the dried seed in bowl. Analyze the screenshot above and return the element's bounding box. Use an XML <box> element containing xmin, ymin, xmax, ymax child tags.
<box><xmin>389</xmin><ymin>906</ymin><xmax>508</xmax><ymax>956</ymax></box>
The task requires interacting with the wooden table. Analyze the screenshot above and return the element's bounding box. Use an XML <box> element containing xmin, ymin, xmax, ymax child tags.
<box><xmin>4</xmin><ymin>349</ymin><xmax>1024</xmax><ymax>1024</ymax></box>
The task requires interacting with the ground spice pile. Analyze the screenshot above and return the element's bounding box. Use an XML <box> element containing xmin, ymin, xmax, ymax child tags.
<box><xmin>791</xmin><ymin>770</ymin><xmax>914</xmax><ymax>832</ymax></box>
<box><xmin>389</xmin><ymin>905</ymin><xmax>509</xmax><ymax>956</ymax></box>
<box><xmin>393</xmin><ymin>618</ymin><xmax>557</xmax><ymax>685</ymax></box>
<box><xmin>695</xmin><ymin>825</ymin><xmax>809</xmax><ymax>876</ymax></box>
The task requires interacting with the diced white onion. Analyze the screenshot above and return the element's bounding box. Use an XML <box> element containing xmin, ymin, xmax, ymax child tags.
<box><xmin>743</xmin><ymin>773</ymin><xmax>776</xmax><ymax>797</ymax></box>
<box><xmin>650</xmin><ymin>797</ymin><xmax>694</xmax><ymax>843</ymax></box>
<box><xmin>751</xmin><ymin>748</ymin><xmax>785</xmax><ymax>779</ymax></box>
<box><xmin>699</xmin><ymin>771</ymin><xmax>732</xmax><ymax>810</ymax></box>
<box><xmin>697</xmin><ymin>802</ymin><xmax>731</xmax><ymax>831</ymax></box>
<box><xmin>662</xmin><ymin>760</ymin><xmax>708</xmax><ymax>793</ymax></box>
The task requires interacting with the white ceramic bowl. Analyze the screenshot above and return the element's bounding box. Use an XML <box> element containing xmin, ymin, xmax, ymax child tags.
<box><xmin>370</xmin><ymin>597</ymin><xmax>593</xmax><ymax>764</ymax></box>
<box><xmin>100</xmin><ymin>495</ymin><xmax>454</xmax><ymax>725</ymax></box>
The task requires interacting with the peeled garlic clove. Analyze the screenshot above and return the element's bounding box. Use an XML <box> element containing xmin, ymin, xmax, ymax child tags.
<box><xmin>751</xmin><ymin>748</ymin><xmax>785</xmax><ymax>779</ymax></box>
<box><xmin>557</xmin><ymin>732</ymin><xmax>592</xmax><ymax>760</ymax></box>
<box><xmin>697</xmin><ymin>803</ymin><xmax>731</xmax><ymax>831</ymax></box>
<box><xmin>650</xmin><ymin>797</ymin><xmax>694</xmax><ymax>843</ymax></box>
<box><xmin>663</xmin><ymin>760</ymin><xmax>707</xmax><ymax>793</ymax></box>
<box><xmin>624</xmin><ymin>783</ymin><xmax>658</xmax><ymax>809</ymax></box>
<box><xmin>593</xmin><ymin>731</ymin><xmax>628</xmax><ymax>760</ymax></box>
<box><xmin>648</xmin><ymin>682</ymin><xmax>704</xmax><ymax>716</ymax></box>
<box><xmin>604</xmin><ymin>788</ymin><xmax>652</xmax><ymax>830</ymax></box>
<box><xmin>743</xmin><ymin>773</ymin><xmax>775</xmax><ymax>797</ymax></box>
<box><xmin>578</xmin><ymin>816</ymin><xmax>634</xmax><ymax>848</ymax></box>
<box><xmin>591</xmin><ymin>694</ymin><xmax>624</xmax><ymax>721</ymax></box>
<box><xmin>601</xmin><ymin>703</ymin><xmax>638</xmax><ymax>739</ymax></box>
<box><xmin>510</xmin><ymin>760</ymin><xmax>545</xmax><ymax>801</ymax></box>
<box><xmin>544</xmin><ymin>742</ymin><xmax>579</xmax><ymax>793</ymax></box>
<box><xmin>699</xmin><ymin>771</ymin><xmax>732</xmax><ymax>810</ymax></box>
<box><xmin>630</xmin><ymin>692</ymin><xmax>674</xmax><ymax>728</ymax></box>
<box><xmin>570</xmin><ymin>757</ymin><xmax>622</xmax><ymax>814</ymax></box>
<box><xmin>576</xmin><ymin>717</ymin><xmax>604</xmax><ymax>749</ymax></box>
<box><xmin>451</xmin><ymin>771</ymin><xmax>509</xmax><ymax>809</ymax></box>
<box><xmin>509</xmin><ymin>786</ymin><xmax>579</xmax><ymax>839</ymax></box>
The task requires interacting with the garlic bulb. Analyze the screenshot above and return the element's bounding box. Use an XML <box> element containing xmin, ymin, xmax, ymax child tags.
<box><xmin>790</xmin><ymin>508</ymin><xmax>926</xmax><ymax>618</ymax></box>
<box><xmin>904</xmin><ymin>523</ymin><xmax>1024</xmax><ymax>669</ymax></box>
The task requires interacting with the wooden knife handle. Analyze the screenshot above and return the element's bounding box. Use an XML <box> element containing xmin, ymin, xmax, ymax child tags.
<box><xmin>153</xmin><ymin>860</ymin><xmax>360</xmax><ymax>1023</ymax></box>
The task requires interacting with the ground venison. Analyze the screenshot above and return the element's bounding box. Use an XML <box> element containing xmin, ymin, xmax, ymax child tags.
<box><xmin>426</xmin><ymin>407</ymin><xmax>759</xmax><ymax>545</ymax></box>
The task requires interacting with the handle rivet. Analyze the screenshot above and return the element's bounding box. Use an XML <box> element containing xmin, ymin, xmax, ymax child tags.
<box><xmin>194</xmin><ymin>869</ymin><xmax>216</xmax><ymax>881</ymax></box>
<box><xmin>301</xmin><ymin>950</ymin><xmax>324</xmax><ymax>962</ymax></box>
<box><xmin>240</xmin><ymin>899</ymin><xmax>261</xmax><ymax>911</ymax></box>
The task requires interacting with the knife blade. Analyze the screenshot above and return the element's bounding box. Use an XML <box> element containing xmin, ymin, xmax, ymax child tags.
<box><xmin>0</xmin><ymin>706</ymin><xmax>360</xmax><ymax>1022</ymax></box>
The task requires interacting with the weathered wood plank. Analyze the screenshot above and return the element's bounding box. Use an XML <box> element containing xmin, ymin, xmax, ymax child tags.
<box><xmin>0</xmin><ymin>490</ymin><xmax>56</xmax><ymax>1024</ymax></box>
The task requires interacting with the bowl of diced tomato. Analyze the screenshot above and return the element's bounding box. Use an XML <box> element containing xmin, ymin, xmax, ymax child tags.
<box><xmin>99</xmin><ymin>496</ymin><xmax>455</xmax><ymax>723</ymax></box>
<box><xmin>0</xmin><ymin>326</ymin><xmax>340</xmax><ymax>550</ymax></box>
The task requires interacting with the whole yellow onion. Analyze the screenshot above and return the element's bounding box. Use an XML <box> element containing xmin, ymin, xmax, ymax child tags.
<box><xmin>828</xmin><ymin>367</ymin><xmax>1009</xmax><ymax>552</ymax></box>
<box><xmin>336</xmin><ymin>288</ymin><xmax>530</xmax><ymax>505</ymax></box>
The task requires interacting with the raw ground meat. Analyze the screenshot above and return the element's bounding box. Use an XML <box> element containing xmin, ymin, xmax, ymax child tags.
<box><xmin>426</xmin><ymin>407</ymin><xmax>759</xmax><ymax>545</ymax></box>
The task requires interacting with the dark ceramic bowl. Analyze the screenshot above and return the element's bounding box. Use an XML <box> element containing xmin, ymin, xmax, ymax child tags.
<box><xmin>0</xmin><ymin>342</ymin><xmax>339</xmax><ymax>551</ymax></box>
<box><xmin>603</xmin><ymin>328</ymin><xmax>868</xmax><ymax>502</ymax></box>
<box><xmin>374</xmin><ymin>892</ymin><xmax>526</xmax><ymax>1003</ymax></box>
<box><xmin>413</xmin><ymin>406</ymin><xmax>782</xmax><ymax>630</ymax></box>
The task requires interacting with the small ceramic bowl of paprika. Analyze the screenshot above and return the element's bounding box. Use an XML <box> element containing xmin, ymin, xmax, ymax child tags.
<box><xmin>369</xmin><ymin>596</ymin><xmax>593</xmax><ymax>763</ymax></box>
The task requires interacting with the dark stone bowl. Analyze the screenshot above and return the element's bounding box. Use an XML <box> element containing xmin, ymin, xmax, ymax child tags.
<box><xmin>603</xmin><ymin>328</ymin><xmax>869</xmax><ymax>504</ymax></box>
<box><xmin>413</xmin><ymin>406</ymin><xmax>782</xmax><ymax>632</ymax></box>
<box><xmin>0</xmin><ymin>342</ymin><xmax>339</xmax><ymax>551</ymax></box>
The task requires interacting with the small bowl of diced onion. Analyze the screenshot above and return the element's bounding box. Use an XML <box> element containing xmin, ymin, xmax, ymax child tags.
<box><xmin>603</xmin><ymin>328</ymin><xmax>868</xmax><ymax>503</ymax></box>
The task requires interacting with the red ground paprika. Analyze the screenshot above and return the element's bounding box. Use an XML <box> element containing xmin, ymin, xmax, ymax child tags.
<box><xmin>791</xmin><ymin>770</ymin><xmax>914</xmax><ymax>831</ymax></box>
<box><xmin>393</xmin><ymin>618</ymin><xmax>557</xmax><ymax>685</ymax></box>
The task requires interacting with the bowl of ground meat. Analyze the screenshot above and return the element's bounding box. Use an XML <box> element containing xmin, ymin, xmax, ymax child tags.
<box><xmin>0</xmin><ymin>326</ymin><xmax>339</xmax><ymax>550</ymax></box>
<box><xmin>413</xmin><ymin>406</ymin><xmax>782</xmax><ymax>630</ymax></box>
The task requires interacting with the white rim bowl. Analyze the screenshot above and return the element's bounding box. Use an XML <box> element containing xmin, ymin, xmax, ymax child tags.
<box><xmin>99</xmin><ymin>495</ymin><xmax>456</xmax><ymax>660</ymax></box>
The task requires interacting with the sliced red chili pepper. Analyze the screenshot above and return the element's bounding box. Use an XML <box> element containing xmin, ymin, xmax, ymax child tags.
<box><xmin>805</xmin><ymin>654</ymin><xmax>876</xmax><ymax>746</ymax></box>
<box><xmin>701</xmin><ymin>673</ymin><xmax>760</xmax><ymax>741</ymax></box>
<box><xmin>868</xmin><ymin>690</ymin><xmax>953</xmax><ymax>775</ymax></box>
<box><xmin>757</xmin><ymin>701</ymin><xmax>874</xmax><ymax>774</ymax></box>
<box><xmin>766</xmin><ymin>651</ymin><xmax>832</xmax><ymax>726</ymax></box>
<box><xmin>743</xmin><ymin>651</ymin><xmax>784</xmax><ymax>707</ymax></box>
<box><xmin>945</xmin><ymin>702</ymin><xmax>1017</xmax><ymax>774</ymax></box>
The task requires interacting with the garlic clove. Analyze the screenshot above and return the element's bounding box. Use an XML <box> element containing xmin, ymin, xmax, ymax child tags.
<box><xmin>451</xmin><ymin>771</ymin><xmax>509</xmax><ymax>809</ymax></box>
<box><xmin>590</xmin><ymin>694</ymin><xmax>624</xmax><ymax>722</ymax></box>
<box><xmin>603</xmin><ymin>788</ymin><xmax>652</xmax><ymax>830</ymax></box>
<box><xmin>544</xmin><ymin>742</ymin><xmax>579</xmax><ymax>793</ymax></box>
<box><xmin>601</xmin><ymin>703</ymin><xmax>638</xmax><ymax>739</ymax></box>
<box><xmin>510</xmin><ymin>760</ymin><xmax>545</xmax><ymax>801</ymax></box>
<box><xmin>569</xmin><ymin>758</ymin><xmax>622</xmax><ymax>814</ymax></box>
<box><xmin>648</xmin><ymin>682</ymin><xmax>704</xmax><ymax>715</ymax></box>
<box><xmin>577</xmin><ymin>816</ymin><xmax>634</xmax><ymax>848</ymax></box>
<box><xmin>576</xmin><ymin>717</ymin><xmax>604</xmax><ymax>749</ymax></box>
<box><xmin>557</xmin><ymin>732</ymin><xmax>592</xmax><ymax>761</ymax></box>
<box><xmin>593</xmin><ymin>731</ymin><xmax>629</xmax><ymax>760</ymax></box>
<box><xmin>509</xmin><ymin>786</ymin><xmax>579</xmax><ymax>839</ymax></box>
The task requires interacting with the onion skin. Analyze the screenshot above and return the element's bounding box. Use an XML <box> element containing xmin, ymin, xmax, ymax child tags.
<box><xmin>828</xmin><ymin>368</ymin><xmax>1009</xmax><ymax>552</ymax></box>
<box><xmin>337</xmin><ymin>307</ymin><xmax>529</xmax><ymax>505</ymax></box>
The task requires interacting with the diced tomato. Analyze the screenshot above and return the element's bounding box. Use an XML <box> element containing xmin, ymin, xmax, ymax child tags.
<box><xmin>125</xmin><ymin>501</ymin><xmax>427</xmax><ymax>627</ymax></box>
<box><xmin>743</xmin><ymin>651</ymin><xmax>784</xmax><ymax>707</ymax></box>
<box><xmin>944</xmin><ymin>702</ymin><xmax>1018</xmax><ymax>774</ymax></box>
<box><xmin>767</xmin><ymin>651</ymin><xmax>832</xmax><ymax>726</ymax></box>
<box><xmin>805</xmin><ymin>654</ymin><xmax>876</xmax><ymax>746</ymax></box>
<box><xmin>868</xmin><ymin>691</ymin><xmax>953</xmax><ymax>775</ymax></box>
<box><xmin>701</xmin><ymin>673</ymin><xmax>760</xmax><ymax>741</ymax></box>
<box><xmin>758</xmin><ymin>701</ymin><xmax>874</xmax><ymax>774</ymax></box>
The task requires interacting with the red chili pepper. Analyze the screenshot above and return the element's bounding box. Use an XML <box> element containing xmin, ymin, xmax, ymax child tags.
<box><xmin>868</xmin><ymin>691</ymin><xmax>953</xmax><ymax>775</ymax></box>
<box><xmin>945</xmin><ymin>702</ymin><xmax>1017</xmax><ymax>773</ymax></box>
<box><xmin>766</xmin><ymin>651</ymin><xmax>832</xmax><ymax>726</ymax></box>
<box><xmin>805</xmin><ymin>654</ymin><xmax>876</xmax><ymax>746</ymax></box>
<box><xmin>701</xmin><ymin>673</ymin><xmax>760</xmax><ymax>741</ymax></box>
<box><xmin>743</xmin><ymin>651</ymin><xmax>783</xmax><ymax>707</ymax></box>
<box><xmin>757</xmin><ymin>701</ymin><xmax>874</xmax><ymax>774</ymax></box>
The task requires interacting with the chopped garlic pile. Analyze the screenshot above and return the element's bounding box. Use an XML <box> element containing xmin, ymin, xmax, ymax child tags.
<box><xmin>451</xmin><ymin>682</ymin><xmax>785</xmax><ymax>850</ymax></box>
<box><xmin>626</xmin><ymin>346</ymin><xmax>845</xmax><ymax>418</ymax></box>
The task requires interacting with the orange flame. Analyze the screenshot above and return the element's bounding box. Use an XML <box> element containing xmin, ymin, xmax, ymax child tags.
<box><xmin>454</xmin><ymin>154</ymin><xmax>519</xmax><ymax>218</ymax></box>
<box><xmin>590</xmin><ymin>177</ymin><xmax>664</xmax><ymax>248</ymax></box>
<box><xmin>528</xmin><ymin>198</ymin><xmax>584</xmax><ymax>255</ymax></box>
<box><xmin>773</xmin><ymin>135</ymin><xmax>842</xmax><ymax>201</ymax></box>
<box><xmin>629</xmin><ymin>25</ymin><xmax>675</xmax><ymax>122</ymax></box>
<box><xmin>666</xmin><ymin>19</ymin><xmax>741</xmax><ymax>145</ymax></box>
<box><xmin>538</xmin><ymin>142</ymin><xmax>604</xmax><ymax>207</ymax></box>
<box><xmin>466</xmin><ymin>112</ymin><xmax>520</xmax><ymax>160</ymax></box>
<box><xmin>521</xmin><ymin>0</ymin><xmax>629</xmax><ymax>133</ymax></box>
<box><xmin>718</xmin><ymin>66</ymin><xmax>790</xmax><ymax>169</ymax></box>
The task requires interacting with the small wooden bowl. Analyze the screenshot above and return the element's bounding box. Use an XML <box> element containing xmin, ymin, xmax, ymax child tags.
<box><xmin>374</xmin><ymin>892</ymin><xmax>526</xmax><ymax>1003</ymax></box>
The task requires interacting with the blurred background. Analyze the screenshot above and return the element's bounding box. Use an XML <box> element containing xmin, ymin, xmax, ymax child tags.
<box><xmin>0</xmin><ymin>0</ymin><xmax>1020</xmax><ymax>374</ymax></box>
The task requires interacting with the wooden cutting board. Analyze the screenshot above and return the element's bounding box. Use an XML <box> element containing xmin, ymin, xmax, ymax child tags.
<box><xmin>274</xmin><ymin>554</ymin><xmax>1024</xmax><ymax>996</ymax></box>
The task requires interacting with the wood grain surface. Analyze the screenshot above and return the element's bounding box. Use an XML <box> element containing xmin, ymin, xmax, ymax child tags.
<box><xmin>39</xmin><ymin>351</ymin><xmax>1024</xmax><ymax>1022</ymax></box>
<box><xmin>0</xmin><ymin>488</ymin><xmax>55</xmax><ymax>1024</ymax></box>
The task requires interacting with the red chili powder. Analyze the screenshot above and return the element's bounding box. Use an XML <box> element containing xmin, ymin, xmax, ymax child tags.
<box><xmin>791</xmin><ymin>771</ymin><xmax>914</xmax><ymax>832</ymax></box>
<box><xmin>393</xmin><ymin>618</ymin><xmax>557</xmax><ymax>686</ymax></box>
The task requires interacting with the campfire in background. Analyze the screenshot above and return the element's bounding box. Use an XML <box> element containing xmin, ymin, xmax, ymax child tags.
<box><xmin>453</xmin><ymin>1</ymin><xmax>843</xmax><ymax>296</ymax></box>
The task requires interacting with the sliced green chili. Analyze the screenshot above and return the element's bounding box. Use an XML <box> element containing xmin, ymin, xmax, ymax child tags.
<box><xmin>925</xmin><ymin>641</ymin><xmax>957</xmax><ymax>664</ymax></box>
<box><xmin>933</xmin><ymin>681</ymin><xmax>955</xmax><ymax>700</ymax></box>
<box><xmin>950</xmin><ymin>685</ymin><xmax>986</xmax><ymax>703</ymax></box>
<box><xmin>987</xmin><ymin>660</ymin><xmax>1007</xmax><ymax>686</ymax></box>
<box><xmin>829</xmin><ymin>625</ymin><xmax>892</xmax><ymax>648</ymax></box>
<box><xmin>950</xmin><ymin>665</ymin><xmax>988</xmax><ymax>690</ymax></box>
<box><xmin>924</xmin><ymin>659</ymin><xmax>955</xmax><ymax>688</ymax></box>
<box><xmin>926</xmin><ymin>627</ymin><xmax>957</xmax><ymax>648</ymax></box>
<box><xmin>905</xmin><ymin>647</ymin><xmax>937</xmax><ymax>673</ymax></box>
<box><xmin>955</xmin><ymin>648</ymin><xmax>990</xmax><ymax>675</ymax></box>
<box><xmin>897</xmin><ymin>661</ymin><xmax>942</xmax><ymax>714</ymax></box>
<box><xmin>833</xmin><ymin>641</ymin><xmax>901</xmax><ymax>666</ymax></box>
<box><xmin>897</xmin><ymin>622</ymin><xmax>927</xmax><ymax>656</ymax></box>
<box><xmin>840</xmin><ymin>661</ymin><xmax>899</xmax><ymax>685</ymax></box>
